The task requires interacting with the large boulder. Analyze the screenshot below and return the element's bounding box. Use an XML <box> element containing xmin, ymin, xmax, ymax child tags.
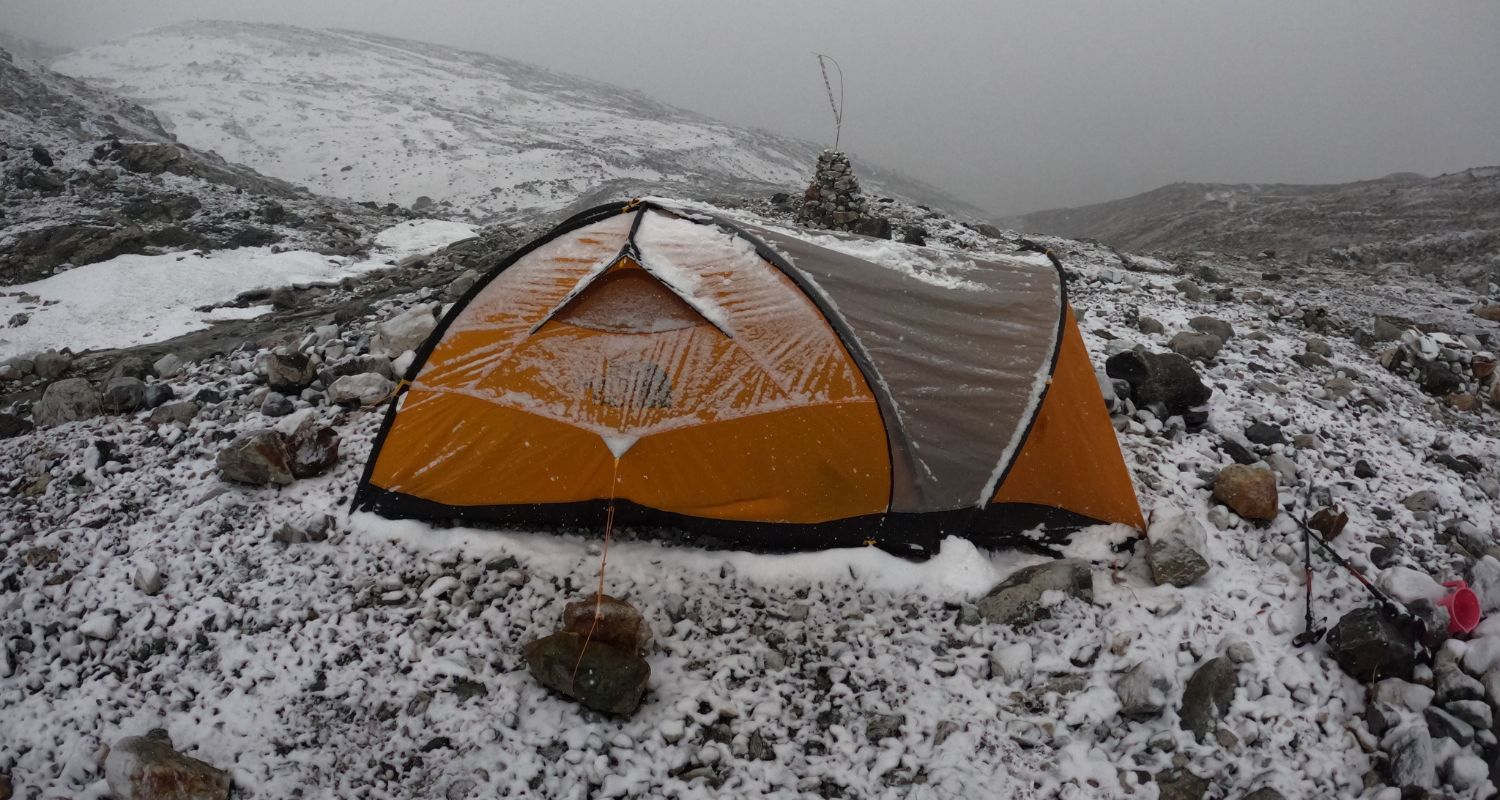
<box><xmin>1104</xmin><ymin>349</ymin><xmax>1212</xmax><ymax>416</ymax></box>
<box><xmin>328</xmin><ymin>373</ymin><xmax>395</xmax><ymax>407</ymax></box>
<box><xmin>1326</xmin><ymin>606</ymin><xmax>1421</xmax><ymax>681</ymax></box>
<box><xmin>33</xmin><ymin>378</ymin><xmax>101</xmax><ymax>427</ymax></box>
<box><xmin>104</xmin><ymin>734</ymin><xmax>230</xmax><ymax>800</ymax></box>
<box><xmin>524</xmin><ymin>632</ymin><xmax>650</xmax><ymax>715</ymax></box>
<box><xmin>1145</xmin><ymin>509</ymin><xmax>1211</xmax><ymax>587</ymax></box>
<box><xmin>216</xmin><ymin>430</ymin><xmax>295</xmax><ymax>486</ymax></box>
<box><xmin>976</xmin><ymin>559</ymin><xmax>1094</xmax><ymax>626</ymax></box>
<box><xmin>1178</xmin><ymin>657</ymin><xmax>1237</xmax><ymax>742</ymax></box>
<box><xmin>1212</xmin><ymin>465</ymin><xmax>1279</xmax><ymax>521</ymax></box>
<box><xmin>371</xmin><ymin>304</ymin><xmax>438</xmax><ymax>358</ymax></box>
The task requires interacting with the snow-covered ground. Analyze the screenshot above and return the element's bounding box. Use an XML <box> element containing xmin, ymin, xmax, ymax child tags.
<box><xmin>3</xmin><ymin>199</ymin><xmax>1499</xmax><ymax>798</ymax></box>
<box><xmin>0</xmin><ymin>219</ymin><xmax>474</xmax><ymax>359</ymax></box>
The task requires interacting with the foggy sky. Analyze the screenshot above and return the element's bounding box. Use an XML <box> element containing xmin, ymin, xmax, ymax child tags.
<box><xmin>3</xmin><ymin>0</ymin><xmax>1497</xmax><ymax>216</ymax></box>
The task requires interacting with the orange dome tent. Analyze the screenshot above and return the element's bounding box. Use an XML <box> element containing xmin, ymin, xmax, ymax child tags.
<box><xmin>354</xmin><ymin>200</ymin><xmax>1143</xmax><ymax>556</ymax></box>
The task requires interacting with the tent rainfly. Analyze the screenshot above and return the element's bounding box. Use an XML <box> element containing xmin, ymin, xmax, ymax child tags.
<box><xmin>354</xmin><ymin>199</ymin><xmax>1143</xmax><ymax>556</ymax></box>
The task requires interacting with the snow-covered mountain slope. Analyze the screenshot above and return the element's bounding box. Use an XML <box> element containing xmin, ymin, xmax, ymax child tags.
<box><xmin>0</xmin><ymin>48</ymin><xmax>407</xmax><ymax>286</ymax></box>
<box><xmin>53</xmin><ymin>21</ymin><xmax>980</xmax><ymax>224</ymax></box>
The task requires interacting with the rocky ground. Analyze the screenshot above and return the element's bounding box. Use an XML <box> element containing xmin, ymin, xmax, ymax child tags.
<box><xmin>3</xmin><ymin>189</ymin><xmax>1499</xmax><ymax>799</ymax></box>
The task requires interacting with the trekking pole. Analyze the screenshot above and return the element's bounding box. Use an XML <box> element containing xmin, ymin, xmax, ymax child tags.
<box><xmin>1296</xmin><ymin>509</ymin><xmax>1429</xmax><ymax>642</ymax></box>
<box><xmin>1293</xmin><ymin>479</ymin><xmax>1326</xmax><ymax>647</ymax></box>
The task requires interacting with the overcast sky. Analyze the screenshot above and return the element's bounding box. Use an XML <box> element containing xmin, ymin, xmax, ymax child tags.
<box><xmin>3</xmin><ymin>0</ymin><xmax>1498</xmax><ymax>215</ymax></box>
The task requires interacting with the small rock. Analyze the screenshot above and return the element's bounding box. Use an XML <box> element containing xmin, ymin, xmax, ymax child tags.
<box><xmin>1225</xmin><ymin>641</ymin><xmax>1256</xmax><ymax>664</ymax></box>
<box><xmin>1469</xmin><ymin>556</ymin><xmax>1500</xmax><ymax>613</ymax></box>
<box><xmin>134</xmin><ymin>562</ymin><xmax>164</xmax><ymax>595</ymax></box>
<box><xmin>328</xmin><ymin>373</ymin><xmax>395</xmax><ymax>406</ymax></box>
<box><xmin>152</xmin><ymin>353</ymin><xmax>185</xmax><ymax>378</ymax></box>
<box><xmin>865</xmin><ymin>712</ymin><xmax>905</xmax><ymax>743</ymax></box>
<box><xmin>523</xmin><ymin>632</ymin><xmax>649</xmax><ymax>715</ymax></box>
<box><xmin>1173</xmin><ymin>280</ymin><xmax>1203</xmax><ymax>301</ymax></box>
<box><xmin>1382</xmin><ymin>723</ymin><xmax>1436</xmax><ymax>790</ymax></box>
<box><xmin>1434</xmin><ymin>666</ymin><xmax>1485</xmax><ymax>703</ymax></box>
<box><xmin>561</xmin><ymin>594</ymin><xmax>652</xmax><ymax>656</ymax></box>
<box><xmin>79</xmin><ymin>613</ymin><xmax>117</xmax><ymax>641</ymax></box>
<box><xmin>1443</xmin><ymin>699</ymin><xmax>1492</xmax><ymax>732</ymax></box>
<box><xmin>33</xmin><ymin>377</ymin><xmax>101</xmax><ymax>426</ymax></box>
<box><xmin>1402</xmin><ymin>490</ymin><xmax>1440</xmax><ymax>514</ymax></box>
<box><xmin>990</xmin><ymin>641</ymin><xmax>1034</xmax><ymax>684</ymax></box>
<box><xmin>1168</xmin><ymin>331</ymin><xmax>1224</xmax><ymax>361</ymax></box>
<box><xmin>100</xmin><ymin>376</ymin><xmax>147</xmax><ymax>414</ymax></box>
<box><xmin>1423</xmin><ymin>706</ymin><xmax>1474</xmax><ymax>746</ymax></box>
<box><xmin>1178</xmin><ymin>657</ymin><xmax>1237</xmax><ymax>742</ymax></box>
<box><xmin>372</xmin><ymin>304</ymin><xmax>438</xmax><ymax>358</ymax></box>
<box><xmin>1307</xmin><ymin>507</ymin><xmax>1349</xmax><ymax>539</ymax></box>
<box><xmin>1373</xmin><ymin>678</ymin><xmax>1433</xmax><ymax>712</ymax></box>
<box><xmin>0</xmin><ymin>412</ymin><xmax>34</xmax><ymax>439</ymax></box>
<box><xmin>1138</xmin><ymin>316</ymin><xmax>1166</xmax><ymax>335</ymax></box>
<box><xmin>1243</xmin><ymin>422</ymin><xmax>1285</xmax><ymax>446</ymax></box>
<box><xmin>107</xmin><ymin>357</ymin><xmax>150</xmax><ymax>381</ymax></box>
<box><xmin>1145</xmin><ymin>508</ymin><xmax>1211</xmax><ymax>587</ymax></box>
<box><xmin>1115</xmin><ymin>661</ymin><xmax>1173</xmax><ymax>719</ymax></box>
<box><xmin>976</xmin><ymin>559</ymin><xmax>1094</xmax><ymax>626</ymax></box>
<box><xmin>261</xmin><ymin>392</ymin><xmax>294</xmax><ymax>417</ymax></box>
<box><xmin>33</xmin><ymin>349</ymin><xmax>71</xmax><ymax>379</ymax></box>
<box><xmin>1105</xmin><ymin>349</ymin><xmax>1212</xmax><ymax>416</ymax></box>
<box><xmin>1418</xmin><ymin>361</ymin><xmax>1462</xmax><ymax>396</ymax></box>
<box><xmin>216</xmin><ymin>430</ymin><xmax>295</xmax><ymax>486</ymax></box>
<box><xmin>283</xmin><ymin>414</ymin><xmax>340</xmax><ymax>479</ymax></box>
<box><xmin>263</xmin><ymin>351</ymin><xmax>319</xmax><ymax>393</ymax></box>
<box><xmin>445</xmin><ymin>269</ymin><xmax>480</xmax><ymax>300</ymax></box>
<box><xmin>273</xmin><ymin>516</ymin><xmax>330</xmax><ymax>544</ymax></box>
<box><xmin>143</xmin><ymin>383</ymin><xmax>174</xmax><ymax>408</ymax></box>
<box><xmin>1189</xmin><ymin>316</ymin><xmax>1235</xmax><ymax>341</ymax></box>
<box><xmin>1154</xmin><ymin>767</ymin><xmax>1209</xmax><ymax>800</ymax></box>
<box><xmin>104</xmin><ymin>735</ymin><xmax>230</xmax><ymax>800</ymax></box>
<box><xmin>747</xmin><ymin>730</ymin><xmax>775</xmax><ymax>761</ymax></box>
<box><xmin>1212</xmin><ymin>465</ymin><xmax>1279</xmax><ymax>521</ymax></box>
<box><xmin>1326</xmin><ymin>606</ymin><xmax>1420</xmax><ymax>681</ymax></box>
<box><xmin>149</xmin><ymin>401</ymin><xmax>199</xmax><ymax>427</ymax></box>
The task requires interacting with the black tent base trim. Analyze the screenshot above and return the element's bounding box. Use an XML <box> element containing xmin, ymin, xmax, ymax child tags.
<box><xmin>352</xmin><ymin>486</ymin><xmax>1104</xmax><ymax>561</ymax></box>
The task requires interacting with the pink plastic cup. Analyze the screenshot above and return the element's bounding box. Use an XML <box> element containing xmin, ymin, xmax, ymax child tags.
<box><xmin>1439</xmin><ymin>580</ymin><xmax>1481</xmax><ymax>635</ymax></box>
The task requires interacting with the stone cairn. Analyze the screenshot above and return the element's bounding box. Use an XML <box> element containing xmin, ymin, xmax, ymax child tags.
<box><xmin>795</xmin><ymin>150</ymin><xmax>867</xmax><ymax>231</ymax></box>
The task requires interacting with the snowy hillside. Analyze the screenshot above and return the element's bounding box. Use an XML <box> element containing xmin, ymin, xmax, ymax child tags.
<box><xmin>4</xmin><ymin>192</ymin><xmax>1500</xmax><ymax>798</ymax></box>
<box><xmin>53</xmin><ymin>21</ymin><xmax>977</xmax><ymax>224</ymax></box>
<box><xmin>0</xmin><ymin>48</ymin><xmax>408</xmax><ymax>287</ymax></box>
